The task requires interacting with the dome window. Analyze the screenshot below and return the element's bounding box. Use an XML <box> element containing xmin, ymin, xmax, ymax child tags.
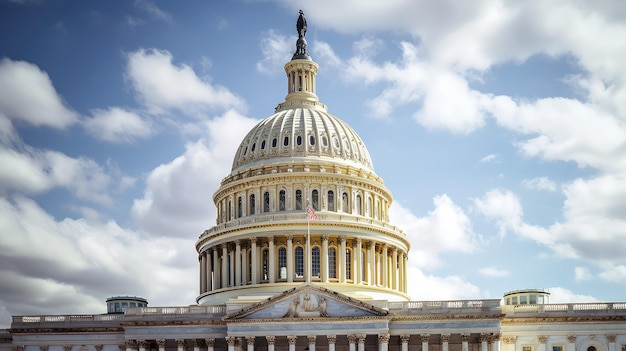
<box><xmin>297</xmin><ymin>136</ymin><xmax>302</xmax><ymax>145</ymax></box>
<box><xmin>322</xmin><ymin>136</ymin><xmax>328</xmax><ymax>147</ymax></box>
<box><xmin>244</xmin><ymin>146</ymin><xmax>248</xmax><ymax>155</ymax></box>
<box><xmin>309</xmin><ymin>136</ymin><xmax>315</xmax><ymax>145</ymax></box>
<box><xmin>284</xmin><ymin>136</ymin><xmax>289</xmax><ymax>146</ymax></box>
<box><xmin>251</xmin><ymin>143</ymin><xmax>256</xmax><ymax>152</ymax></box>
<box><xmin>272</xmin><ymin>138</ymin><xmax>277</xmax><ymax>147</ymax></box>
<box><xmin>261</xmin><ymin>140</ymin><xmax>266</xmax><ymax>149</ymax></box>
<box><xmin>333</xmin><ymin>137</ymin><xmax>339</xmax><ymax>148</ymax></box>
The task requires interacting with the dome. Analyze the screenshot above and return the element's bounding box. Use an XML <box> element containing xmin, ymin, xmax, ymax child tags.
<box><xmin>230</xmin><ymin>107</ymin><xmax>374</xmax><ymax>174</ymax></box>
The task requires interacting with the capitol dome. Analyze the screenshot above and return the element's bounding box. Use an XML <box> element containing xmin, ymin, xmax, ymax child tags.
<box><xmin>195</xmin><ymin>12</ymin><xmax>409</xmax><ymax>307</ymax></box>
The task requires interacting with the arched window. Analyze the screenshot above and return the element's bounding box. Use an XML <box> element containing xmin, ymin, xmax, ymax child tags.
<box><xmin>367</xmin><ymin>197</ymin><xmax>372</xmax><ymax>217</ymax></box>
<box><xmin>272</xmin><ymin>138</ymin><xmax>277</xmax><ymax>147</ymax></box>
<box><xmin>237</xmin><ymin>196</ymin><xmax>243</xmax><ymax>218</ymax></box>
<box><xmin>249</xmin><ymin>194</ymin><xmax>256</xmax><ymax>215</ymax></box>
<box><xmin>312</xmin><ymin>246</ymin><xmax>320</xmax><ymax>278</ymax></box>
<box><xmin>261</xmin><ymin>140</ymin><xmax>266</xmax><ymax>149</ymax></box>
<box><xmin>263</xmin><ymin>192</ymin><xmax>270</xmax><ymax>212</ymax></box>
<box><xmin>328</xmin><ymin>190</ymin><xmax>335</xmax><ymax>211</ymax></box>
<box><xmin>279</xmin><ymin>190</ymin><xmax>286</xmax><ymax>211</ymax></box>
<box><xmin>283</xmin><ymin>136</ymin><xmax>289</xmax><ymax>146</ymax></box>
<box><xmin>297</xmin><ymin>135</ymin><xmax>302</xmax><ymax>145</ymax></box>
<box><xmin>295</xmin><ymin>189</ymin><xmax>302</xmax><ymax>210</ymax></box>
<box><xmin>342</xmin><ymin>192</ymin><xmax>349</xmax><ymax>213</ymax></box>
<box><xmin>278</xmin><ymin>247</ymin><xmax>287</xmax><ymax>279</ymax></box>
<box><xmin>295</xmin><ymin>247</ymin><xmax>304</xmax><ymax>278</ymax></box>
<box><xmin>356</xmin><ymin>194</ymin><xmax>362</xmax><ymax>215</ymax></box>
<box><xmin>311</xmin><ymin>189</ymin><xmax>319</xmax><ymax>210</ymax></box>
<box><xmin>346</xmin><ymin>248</ymin><xmax>352</xmax><ymax>280</ymax></box>
<box><xmin>262</xmin><ymin>249</ymin><xmax>269</xmax><ymax>280</ymax></box>
<box><xmin>309</xmin><ymin>135</ymin><xmax>315</xmax><ymax>145</ymax></box>
<box><xmin>328</xmin><ymin>247</ymin><xmax>336</xmax><ymax>279</ymax></box>
<box><xmin>227</xmin><ymin>199</ymin><xmax>232</xmax><ymax>220</ymax></box>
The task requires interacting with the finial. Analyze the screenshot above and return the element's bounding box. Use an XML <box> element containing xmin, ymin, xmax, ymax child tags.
<box><xmin>292</xmin><ymin>10</ymin><xmax>310</xmax><ymax>60</ymax></box>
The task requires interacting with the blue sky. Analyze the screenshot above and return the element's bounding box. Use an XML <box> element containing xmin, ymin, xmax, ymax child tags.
<box><xmin>1</xmin><ymin>0</ymin><xmax>626</xmax><ymax>328</ymax></box>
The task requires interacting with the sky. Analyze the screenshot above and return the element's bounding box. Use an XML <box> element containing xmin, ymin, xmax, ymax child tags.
<box><xmin>1</xmin><ymin>0</ymin><xmax>625</xmax><ymax>329</ymax></box>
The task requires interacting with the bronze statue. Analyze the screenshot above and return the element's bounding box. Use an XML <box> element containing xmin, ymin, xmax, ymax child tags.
<box><xmin>293</xmin><ymin>10</ymin><xmax>310</xmax><ymax>59</ymax></box>
<box><xmin>297</xmin><ymin>10</ymin><xmax>307</xmax><ymax>38</ymax></box>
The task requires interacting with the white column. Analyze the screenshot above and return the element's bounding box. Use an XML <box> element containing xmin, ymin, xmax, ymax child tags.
<box><xmin>229</xmin><ymin>247</ymin><xmax>235</xmax><ymax>286</ymax></box>
<box><xmin>138</xmin><ymin>340</ymin><xmax>147</xmax><ymax>351</ymax></box>
<box><xmin>357</xmin><ymin>334</ymin><xmax>366</xmax><ymax>351</ymax></box>
<box><xmin>307</xmin><ymin>335</ymin><xmax>316</xmax><ymax>351</ymax></box>
<box><xmin>226</xmin><ymin>337</ymin><xmax>236</xmax><ymax>351</ymax></box>
<box><xmin>339</xmin><ymin>236</ymin><xmax>346</xmax><ymax>283</ymax></box>
<box><xmin>245</xmin><ymin>337</ymin><xmax>255</xmax><ymax>351</ymax></box>
<box><xmin>608</xmin><ymin>335</ymin><xmax>617</xmax><ymax>351</ymax></box>
<box><xmin>355</xmin><ymin>238</ymin><xmax>362</xmax><ymax>284</ymax></box>
<box><xmin>481</xmin><ymin>333</ymin><xmax>490</xmax><ymax>351</ymax></box>
<box><xmin>421</xmin><ymin>334</ymin><xmax>430</xmax><ymax>351</ymax></box>
<box><xmin>221</xmin><ymin>244</ymin><xmax>228</xmax><ymax>288</ymax></box>
<box><xmin>322</xmin><ymin>234</ymin><xmax>329</xmax><ymax>282</ymax></box>
<box><xmin>378</xmin><ymin>334</ymin><xmax>390</xmax><ymax>351</ymax></box>
<box><xmin>287</xmin><ymin>336</ymin><xmax>297</xmax><ymax>351</ymax></box>
<box><xmin>382</xmin><ymin>245</ymin><xmax>388</xmax><ymax>287</ymax></box>
<box><xmin>567</xmin><ymin>336</ymin><xmax>577</xmax><ymax>351</ymax></box>
<box><xmin>206</xmin><ymin>250</ymin><xmax>212</xmax><ymax>291</ymax></box>
<box><xmin>176</xmin><ymin>339</ymin><xmax>185</xmax><ymax>351</ymax></box>
<box><xmin>235</xmin><ymin>240</ymin><xmax>242</xmax><ymax>286</ymax></box>
<box><xmin>205</xmin><ymin>339</ymin><xmax>215</xmax><ymax>351</ymax></box>
<box><xmin>157</xmin><ymin>339</ymin><xmax>166</xmax><ymax>351</ymax></box>
<box><xmin>193</xmin><ymin>340</ymin><xmax>200</xmax><ymax>351</ymax></box>
<box><xmin>268</xmin><ymin>236</ymin><xmax>276</xmax><ymax>283</ymax></box>
<box><xmin>327</xmin><ymin>335</ymin><xmax>337</xmax><ymax>351</ymax></box>
<box><xmin>213</xmin><ymin>247</ymin><xmax>220</xmax><ymax>289</ymax></box>
<box><xmin>391</xmin><ymin>248</ymin><xmax>398</xmax><ymax>290</ymax></box>
<box><xmin>250</xmin><ymin>238</ymin><xmax>258</xmax><ymax>284</ymax></box>
<box><xmin>367</xmin><ymin>242</ymin><xmax>375</xmax><ymax>285</ymax></box>
<box><xmin>287</xmin><ymin>235</ymin><xmax>294</xmax><ymax>283</ymax></box>
<box><xmin>400</xmin><ymin>335</ymin><xmax>410</xmax><ymax>351</ymax></box>
<box><xmin>441</xmin><ymin>334</ymin><xmax>450</xmax><ymax>351</ymax></box>
<box><xmin>491</xmin><ymin>334</ymin><xmax>501</xmax><ymax>351</ymax></box>
<box><xmin>200</xmin><ymin>253</ymin><xmax>206</xmax><ymax>293</ymax></box>
<box><xmin>241</xmin><ymin>244</ymin><xmax>247</xmax><ymax>285</ymax></box>
<box><xmin>348</xmin><ymin>335</ymin><xmax>357</xmax><ymax>351</ymax></box>
<box><xmin>266</xmin><ymin>336</ymin><xmax>275</xmax><ymax>351</ymax></box>
<box><xmin>462</xmin><ymin>333</ymin><xmax>470</xmax><ymax>351</ymax></box>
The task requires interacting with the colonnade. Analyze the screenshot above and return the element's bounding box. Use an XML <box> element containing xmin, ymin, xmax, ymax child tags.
<box><xmin>198</xmin><ymin>235</ymin><xmax>408</xmax><ymax>295</ymax></box>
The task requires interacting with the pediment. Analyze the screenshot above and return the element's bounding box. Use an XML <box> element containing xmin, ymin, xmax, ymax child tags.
<box><xmin>223</xmin><ymin>284</ymin><xmax>388</xmax><ymax>321</ymax></box>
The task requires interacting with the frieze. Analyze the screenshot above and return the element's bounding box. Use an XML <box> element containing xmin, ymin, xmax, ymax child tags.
<box><xmin>9</xmin><ymin>327</ymin><xmax>123</xmax><ymax>334</ymax></box>
<box><xmin>502</xmin><ymin>315</ymin><xmax>626</xmax><ymax>324</ymax></box>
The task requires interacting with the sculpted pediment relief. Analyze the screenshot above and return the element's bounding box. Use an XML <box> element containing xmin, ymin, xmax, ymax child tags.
<box><xmin>223</xmin><ymin>284</ymin><xmax>388</xmax><ymax>321</ymax></box>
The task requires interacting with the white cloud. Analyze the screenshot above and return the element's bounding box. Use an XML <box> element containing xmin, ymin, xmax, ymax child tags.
<box><xmin>598</xmin><ymin>265</ymin><xmax>626</xmax><ymax>283</ymax></box>
<box><xmin>479</xmin><ymin>267</ymin><xmax>510</xmax><ymax>277</ymax></box>
<box><xmin>132</xmin><ymin>110</ymin><xmax>258</xmax><ymax>237</ymax></box>
<box><xmin>83</xmin><ymin>107</ymin><xmax>153</xmax><ymax>143</ymax></box>
<box><xmin>479</xmin><ymin>154</ymin><xmax>497</xmax><ymax>163</ymax></box>
<box><xmin>473</xmin><ymin>189</ymin><xmax>523</xmax><ymax>237</ymax></box>
<box><xmin>547</xmin><ymin>287</ymin><xmax>598</xmax><ymax>303</ymax></box>
<box><xmin>406</xmin><ymin>265</ymin><xmax>481</xmax><ymax>301</ymax></box>
<box><xmin>522</xmin><ymin>177</ymin><xmax>557</xmax><ymax>192</ymax></box>
<box><xmin>574</xmin><ymin>266</ymin><xmax>592</xmax><ymax>282</ymax></box>
<box><xmin>391</xmin><ymin>195</ymin><xmax>479</xmax><ymax>270</ymax></box>
<box><xmin>134</xmin><ymin>0</ymin><xmax>172</xmax><ymax>24</ymax></box>
<box><xmin>256</xmin><ymin>30</ymin><xmax>293</xmax><ymax>74</ymax></box>
<box><xmin>125</xmin><ymin>48</ymin><xmax>245</xmax><ymax>116</ymax></box>
<box><xmin>0</xmin><ymin>58</ymin><xmax>77</xmax><ymax>129</ymax></box>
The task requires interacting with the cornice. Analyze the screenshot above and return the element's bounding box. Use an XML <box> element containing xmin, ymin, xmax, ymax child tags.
<box><xmin>501</xmin><ymin>315</ymin><xmax>626</xmax><ymax>325</ymax></box>
<box><xmin>9</xmin><ymin>327</ymin><xmax>123</xmax><ymax>334</ymax></box>
<box><xmin>391</xmin><ymin>314</ymin><xmax>505</xmax><ymax>322</ymax></box>
<box><xmin>120</xmin><ymin>319</ymin><xmax>226</xmax><ymax>327</ymax></box>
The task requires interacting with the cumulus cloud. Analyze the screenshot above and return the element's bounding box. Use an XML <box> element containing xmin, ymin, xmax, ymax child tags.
<box><xmin>134</xmin><ymin>0</ymin><xmax>172</xmax><ymax>24</ymax></box>
<box><xmin>391</xmin><ymin>195</ymin><xmax>479</xmax><ymax>270</ymax></box>
<box><xmin>83</xmin><ymin>107</ymin><xmax>153</xmax><ymax>143</ymax></box>
<box><xmin>547</xmin><ymin>287</ymin><xmax>598</xmax><ymax>303</ymax></box>
<box><xmin>132</xmin><ymin>110</ymin><xmax>258</xmax><ymax>237</ymax></box>
<box><xmin>480</xmin><ymin>267</ymin><xmax>510</xmax><ymax>277</ymax></box>
<box><xmin>256</xmin><ymin>30</ymin><xmax>293</xmax><ymax>74</ymax></box>
<box><xmin>574</xmin><ymin>266</ymin><xmax>592</xmax><ymax>282</ymax></box>
<box><xmin>125</xmin><ymin>48</ymin><xmax>245</xmax><ymax>116</ymax></box>
<box><xmin>522</xmin><ymin>177</ymin><xmax>557</xmax><ymax>192</ymax></box>
<box><xmin>479</xmin><ymin>154</ymin><xmax>497</xmax><ymax>163</ymax></box>
<box><xmin>406</xmin><ymin>265</ymin><xmax>481</xmax><ymax>301</ymax></box>
<box><xmin>0</xmin><ymin>58</ymin><xmax>78</xmax><ymax>129</ymax></box>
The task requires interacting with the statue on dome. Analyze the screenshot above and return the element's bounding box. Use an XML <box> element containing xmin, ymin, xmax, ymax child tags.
<box><xmin>293</xmin><ymin>10</ymin><xmax>310</xmax><ymax>59</ymax></box>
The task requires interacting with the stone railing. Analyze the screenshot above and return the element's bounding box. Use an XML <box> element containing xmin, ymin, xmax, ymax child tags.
<box><xmin>12</xmin><ymin>313</ymin><xmax>123</xmax><ymax>327</ymax></box>
<box><xmin>200</xmin><ymin>212</ymin><xmax>404</xmax><ymax>238</ymax></box>
<box><xmin>124</xmin><ymin>305</ymin><xmax>226</xmax><ymax>316</ymax></box>
<box><xmin>506</xmin><ymin>302</ymin><xmax>626</xmax><ymax>314</ymax></box>
<box><xmin>385</xmin><ymin>299</ymin><xmax>502</xmax><ymax>313</ymax></box>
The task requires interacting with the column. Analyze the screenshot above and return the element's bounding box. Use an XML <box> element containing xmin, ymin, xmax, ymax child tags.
<box><xmin>125</xmin><ymin>340</ymin><xmax>135</xmax><ymax>351</ymax></box>
<box><xmin>538</xmin><ymin>336</ymin><xmax>547</xmax><ymax>351</ymax></box>
<box><xmin>157</xmin><ymin>340</ymin><xmax>166</xmax><ymax>351</ymax></box>
<box><xmin>461</xmin><ymin>333</ymin><xmax>470</xmax><ymax>351</ymax></box>
<box><xmin>287</xmin><ymin>336</ymin><xmax>297</xmax><ymax>351</ymax></box>
<box><xmin>176</xmin><ymin>339</ymin><xmax>186</xmax><ymax>351</ymax></box>
<box><xmin>138</xmin><ymin>340</ymin><xmax>147</xmax><ymax>351</ymax></box>
<box><xmin>421</xmin><ymin>334</ymin><xmax>430</xmax><ymax>351</ymax></box>
<box><xmin>502</xmin><ymin>337</ymin><xmax>516</xmax><ymax>351</ymax></box>
<box><xmin>221</xmin><ymin>244</ymin><xmax>228</xmax><ymax>288</ymax></box>
<box><xmin>229</xmin><ymin>244</ymin><xmax>235</xmax><ymax>286</ymax></box>
<box><xmin>213</xmin><ymin>247</ymin><xmax>220</xmax><ymax>289</ymax></box>
<box><xmin>241</xmin><ymin>242</ymin><xmax>247</xmax><ymax>285</ymax></box>
<box><xmin>367</xmin><ymin>242</ymin><xmax>375</xmax><ymax>285</ymax></box>
<box><xmin>378</xmin><ymin>334</ymin><xmax>390</xmax><ymax>351</ymax></box>
<box><xmin>567</xmin><ymin>336</ymin><xmax>577</xmax><ymax>351</ymax></box>
<box><xmin>607</xmin><ymin>335</ymin><xmax>616</xmax><ymax>351</ymax></box>
<box><xmin>327</xmin><ymin>335</ymin><xmax>337</xmax><ymax>351</ymax></box>
<box><xmin>266</xmin><ymin>336</ymin><xmax>276</xmax><ymax>351</ymax></box>
<box><xmin>235</xmin><ymin>240</ymin><xmax>242</xmax><ymax>286</ymax></box>
<box><xmin>491</xmin><ymin>334</ymin><xmax>500</xmax><ymax>351</ymax></box>
<box><xmin>226</xmin><ymin>337</ymin><xmax>236</xmax><ymax>351</ymax></box>
<box><xmin>339</xmin><ymin>236</ymin><xmax>346</xmax><ymax>283</ymax></box>
<box><xmin>348</xmin><ymin>335</ymin><xmax>357</xmax><ymax>351</ymax></box>
<box><xmin>355</xmin><ymin>238</ymin><xmax>362</xmax><ymax>284</ymax></box>
<box><xmin>480</xmin><ymin>333</ymin><xmax>489</xmax><ymax>351</ymax></box>
<box><xmin>268</xmin><ymin>236</ymin><xmax>276</xmax><ymax>283</ymax></box>
<box><xmin>64</xmin><ymin>346</ymin><xmax>72</xmax><ymax>351</ymax></box>
<box><xmin>322</xmin><ymin>235</ymin><xmax>329</xmax><ymax>282</ymax></box>
<box><xmin>205</xmin><ymin>339</ymin><xmax>215</xmax><ymax>351</ymax></box>
<box><xmin>307</xmin><ymin>335</ymin><xmax>317</xmax><ymax>351</ymax></box>
<box><xmin>193</xmin><ymin>340</ymin><xmax>200</xmax><ymax>351</ymax></box>
<box><xmin>200</xmin><ymin>253</ymin><xmax>207</xmax><ymax>292</ymax></box>
<box><xmin>287</xmin><ymin>235</ymin><xmax>294</xmax><ymax>283</ymax></box>
<box><xmin>391</xmin><ymin>248</ymin><xmax>398</xmax><ymax>290</ymax></box>
<box><xmin>382</xmin><ymin>245</ymin><xmax>388</xmax><ymax>287</ymax></box>
<box><xmin>441</xmin><ymin>334</ymin><xmax>450</xmax><ymax>351</ymax></box>
<box><xmin>245</xmin><ymin>336</ymin><xmax>255</xmax><ymax>351</ymax></box>
<box><xmin>206</xmin><ymin>250</ymin><xmax>213</xmax><ymax>291</ymax></box>
<box><xmin>251</xmin><ymin>238</ymin><xmax>258</xmax><ymax>284</ymax></box>
<box><xmin>357</xmin><ymin>334</ymin><xmax>366</xmax><ymax>351</ymax></box>
<box><xmin>402</xmin><ymin>253</ymin><xmax>408</xmax><ymax>292</ymax></box>
<box><xmin>40</xmin><ymin>346</ymin><xmax>49</xmax><ymax>351</ymax></box>
<box><xmin>400</xmin><ymin>335</ymin><xmax>410</xmax><ymax>351</ymax></box>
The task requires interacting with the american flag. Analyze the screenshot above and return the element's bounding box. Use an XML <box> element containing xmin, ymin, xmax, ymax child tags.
<box><xmin>306</xmin><ymin>203</ymin><xmax>317</xmax><ymax>220</ymax></box>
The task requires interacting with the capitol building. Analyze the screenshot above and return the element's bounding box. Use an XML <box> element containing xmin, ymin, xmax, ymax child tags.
<box><xmin>2</xmin><ymin>11</ymin><xmax>626</xmax><ymax>351</ymax></box>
